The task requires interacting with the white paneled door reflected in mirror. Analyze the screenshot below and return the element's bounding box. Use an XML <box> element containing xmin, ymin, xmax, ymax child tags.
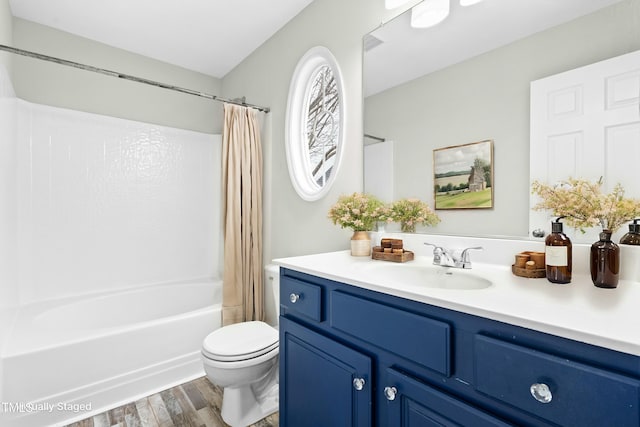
<box><xmin>529</xmin><ymin>49</ymin><xmax>640</xmax><ymax>244</ymax></box>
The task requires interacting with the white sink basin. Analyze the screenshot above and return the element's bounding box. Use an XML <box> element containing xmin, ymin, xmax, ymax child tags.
<box><xmin>358</xmin><ymin>261</ymin><xmax>492</xmax><ymax>290</ymax></box>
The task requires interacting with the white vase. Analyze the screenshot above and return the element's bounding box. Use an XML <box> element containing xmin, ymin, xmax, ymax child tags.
<box><xmin>350</xmin><ymin>231</ymin><xmax>371</xmax><ymax>256</ymax></box>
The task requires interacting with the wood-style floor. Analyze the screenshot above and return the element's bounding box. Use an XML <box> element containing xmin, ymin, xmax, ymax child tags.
<box><xmin>64</xmin><ymin>376</ymin><xmax>279</xmax><ymax>427</ymax></box>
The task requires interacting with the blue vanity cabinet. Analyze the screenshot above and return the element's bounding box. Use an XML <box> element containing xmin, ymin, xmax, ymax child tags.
<box><xmin>279</xmin><ymin>267</ymin><xmax>640</xmax><ymax>427</ymax></box>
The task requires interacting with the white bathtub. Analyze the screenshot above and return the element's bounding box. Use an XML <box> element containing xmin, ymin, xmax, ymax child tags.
<box><xmin>0</xmin><ymin>279</ymin><xmax>221</xmax><ymax>427</ymax></box>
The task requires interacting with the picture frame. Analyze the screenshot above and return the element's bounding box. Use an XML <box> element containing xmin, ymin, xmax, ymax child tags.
<box><xmin>433</xmin><ymin>139</ymin><xmax>494</xmax><ymax>210</ymax></box>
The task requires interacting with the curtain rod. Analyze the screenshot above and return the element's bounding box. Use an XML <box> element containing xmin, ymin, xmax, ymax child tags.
<box><xmin>364</xmin><ymin>133</ymin><xmax>385</xmax><ymax>142</ymax></box>
<box><xmin>0</xmin><ymin>44</ymin><xmax>270</xmax><ymax>113</ymax></box>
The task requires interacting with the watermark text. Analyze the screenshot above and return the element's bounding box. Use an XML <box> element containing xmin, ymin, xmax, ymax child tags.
<box><xmin>1</xmin><ymin>401</ymin><xmax>92</xmax><ymax>414</ymax></box>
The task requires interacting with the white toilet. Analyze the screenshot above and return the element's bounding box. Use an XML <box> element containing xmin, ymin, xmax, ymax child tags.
<box><xmin>201</xmin><ymin>265</ymin><xmax>280</xmax><ymax>427</ymax></box>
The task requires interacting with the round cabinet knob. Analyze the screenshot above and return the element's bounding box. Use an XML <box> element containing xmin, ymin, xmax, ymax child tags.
<box><xmin>352</xmin><ymin>377</ymin><xmax>365</xmax><ymax>391</ymax></box>
<box><xmin>530</xmin><ymin>383</ymin><xmax>553</xmax><ymax>403</ymax></box>
<box><xmin>289</xmin><ymin>293</ymin><xmax>300</xmax><ymax>303</ymax></box>
<box><xmin>384</xmin><ymin>386</ymin><xmax>398</xmax><ymax>401</ymax></box>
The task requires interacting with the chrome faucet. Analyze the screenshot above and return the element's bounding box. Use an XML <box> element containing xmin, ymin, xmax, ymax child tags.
<box><xmin>424</xmin><ymin>243</ymin><xmax>483</xmax><ymax>269</ymax></box>
<box><xmin>424</xmin><ymin>243</ymin><xmax>456</xmax><ymax>267</ymax></box>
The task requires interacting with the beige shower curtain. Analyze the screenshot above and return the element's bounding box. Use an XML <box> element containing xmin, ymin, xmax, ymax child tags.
<box><xmin>221</xmin><ymin>103</ymin><xmax>264</xmax><ymax>326</ymax></box>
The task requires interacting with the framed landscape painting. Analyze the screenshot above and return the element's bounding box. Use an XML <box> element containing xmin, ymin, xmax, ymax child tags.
<box><xmin>433</xmin><ymin>139</ymin><xmax>493</xmax><ymax>210</ymax></box>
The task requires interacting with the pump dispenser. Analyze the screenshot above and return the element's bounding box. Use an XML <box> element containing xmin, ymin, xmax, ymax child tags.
<box><xmin>620</xmin><ymin>219</ymin><xmax>640</xmax><ymax>245</ymax></box>
<box><xmin>545</xmin><ymin>217</ymin><xmax>572</xmax><ymax>284</ymax></box>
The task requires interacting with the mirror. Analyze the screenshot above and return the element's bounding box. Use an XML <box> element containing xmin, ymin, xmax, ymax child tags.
<box><xmin>364</xmin><ymin>0</ymin><xmax>640</xmax><ymax>238</ymax></box>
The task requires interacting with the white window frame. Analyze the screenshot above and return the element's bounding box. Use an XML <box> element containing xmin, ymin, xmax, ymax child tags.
<box><xmin>285</xmin><ymin>46</ymin><xmax>345</xmax><ymax>201</ymax></box>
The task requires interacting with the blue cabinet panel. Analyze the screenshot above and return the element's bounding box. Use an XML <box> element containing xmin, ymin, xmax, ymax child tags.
<box><xmin>331</xmin><ymin>290</ymin><xmax>451</xmax><ymax>376</ymax></box>
<box><xmin>279</xmin><ymin>317</ymin><xmax>372</xmax><ymax>427</ymax></box>
<box><xmin>385</xmin><ymin>368</ymin><xmax>512</xmax><ymax>427</ymax></box>
<box><xmin>474</xmin><ymin>334</ymin><xmax>640</xmax><ymax>427</ymax></box>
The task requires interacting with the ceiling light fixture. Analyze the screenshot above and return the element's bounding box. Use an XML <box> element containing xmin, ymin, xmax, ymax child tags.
<box><xmin>411</xmin><ymin>0</ymin><xmax>450</xmax><ymax>28</ymax></box>
<box><xmin>385</xmin><ymin>0</ymin><xmax>412</xmax><ymax>9</ymax></box>
<box><xmin>460</xmin><ymin>0</ymin><xmax>483</xmax><ymax>6</ymax></box>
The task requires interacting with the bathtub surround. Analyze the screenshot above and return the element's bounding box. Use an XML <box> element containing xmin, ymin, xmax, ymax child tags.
<box><xmin>0</xmin><ymin>68</ymin><xmax>17</xmax><ymax>313</ymax></box>
<box><xmin>13</xmin><ymin>100</ymin><xmax>221</xmax><ymax>303</ymax></box>
<box><xmin>0</xmin><ymin>91</ymin><xmax>224</xmax><ymax>426</ymax></box>
<box><xmin>222</xmin><ymin>104</ymin><xmax>264</xmax><ymax>325</ymax></box>
<box><xmin>0</xmin><ymin>64</ymin><xmax>15</xmax><ymax>408</ymax></box>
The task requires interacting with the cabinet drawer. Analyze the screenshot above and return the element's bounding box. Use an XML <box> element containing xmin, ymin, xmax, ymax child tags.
<box><xmin>474</xmin><ymin>335</ymin><xmax>640</xmax><ymax>427</ymax></box>
<box><xmin>280</xmin><ymin>276</ymin><xmax>322</xmax><ymax>322</ymax></box>
<box><xmin>330</xmin><ymin>291</ymin><xmax>451</xmax><ymax>376</ymax></box>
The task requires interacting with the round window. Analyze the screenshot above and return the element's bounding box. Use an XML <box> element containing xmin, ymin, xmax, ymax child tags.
<box><xmin>286</xmin><ymin>46</ymin><xmax>345</xmax><ymax>201</ymax></box>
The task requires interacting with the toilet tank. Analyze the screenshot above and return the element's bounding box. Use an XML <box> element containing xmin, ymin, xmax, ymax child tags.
<box><xmin>264</xmin><ymin>264</ymin><xmax>280</xmax><ymax>327</ymax></box>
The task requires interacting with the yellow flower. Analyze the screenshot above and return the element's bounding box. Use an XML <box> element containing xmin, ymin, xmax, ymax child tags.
<box><xmin>531</xmin><ymin>177</ymin><xmax>640</xmax><ymax>233</ymax></box>
<box><xmin>388</xmin><ymin>198</ymin><xmax>440</xmax><ymax>233</ymax></box>
<box><xmin>328</xmin><ymin>193</ymin><xmax>385</xmax><ymax>231</ymax></box>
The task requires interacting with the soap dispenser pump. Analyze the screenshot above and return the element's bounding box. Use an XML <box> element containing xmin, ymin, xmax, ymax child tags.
<box><xmin>545</xmin><ymin>217</ymin><xmax>572</xmax><ymax>284</ymax></box>
<box><xmin>619</xmin><ymin>219</ymin><xmax>640</xmax><ymax>245</ymax></box>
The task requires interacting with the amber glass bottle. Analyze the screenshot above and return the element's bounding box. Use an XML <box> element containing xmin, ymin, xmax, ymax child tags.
<box><xmin>545</xmin><ymin>218</ymin><xmax>572</xmax><ymax>284</ymax></box>
<box><xmin>620</xmin><ymin>219</ymin><xmax>640</xmax><ymax>245</ymax></box>
<box><xmin>591</xmin><ymin>229</ymin><xmax>620</xmax><ymax>288</ymax></box>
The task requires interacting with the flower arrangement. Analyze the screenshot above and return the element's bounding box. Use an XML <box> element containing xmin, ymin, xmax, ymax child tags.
<box><xmin>388</xmin><ymin>198</ymin><xmax>440</xmax><ymax>233</ymax></box>
<box><xmin>531</xmin><ymin>177</ymin><xmax>640</xmax><ymax>233</ymax></box>
<box><xmin>328</xmin><ymin>192</ymin><xmax>385</xmax><ymax>232</ymax></box>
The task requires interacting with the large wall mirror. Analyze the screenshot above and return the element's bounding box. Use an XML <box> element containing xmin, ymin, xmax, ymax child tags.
<box><xmin>363</xmin><ymin>0</ymin><xmax>640</xmax><ymax>239</ymax></box>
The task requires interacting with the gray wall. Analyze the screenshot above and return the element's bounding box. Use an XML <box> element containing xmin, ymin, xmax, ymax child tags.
<box><xmin>0</xmin><ymin>0</ymin><xmax>11</xmax><ymax>75</ymax></box>
<box><xmin>7</xmin><ymin>0</ymin><xmax>637</xmax><ymax>264</ymax></box>
<box><xmin>365</xmin><ymin>0</ymin><xmax>640</xmax><ymax>238</ymax></box>
<box><xmin>12</xmin><ymin>18</ymin><xmax>223</xmax><ymax>134</ymax></box>
<box><xmin>222</xmin><ymin>0</ymin><xmax>422</xmax><ymax>262</ymax></box>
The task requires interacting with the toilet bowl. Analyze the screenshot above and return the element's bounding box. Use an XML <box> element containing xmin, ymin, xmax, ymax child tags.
<box><xmin>201</xmin><ymin>265</ymin><xmax>280</xmax><ymax>427</ymax></box>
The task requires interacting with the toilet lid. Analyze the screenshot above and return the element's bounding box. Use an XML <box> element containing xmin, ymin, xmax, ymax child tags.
<box><xmin>202</xmin><ymin>321</ymin><xmax>278</xmax><ymax>362</ymax></box>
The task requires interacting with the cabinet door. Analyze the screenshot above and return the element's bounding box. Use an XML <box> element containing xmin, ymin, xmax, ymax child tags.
<box><xmin>529</xmin><ymin>49</ymin><xmax>640</xmax><ymax>242</ymax></box>
<box><xmin>280</xmin><ymin>317</ymin><xmax>372</xmax><ymax>427</ymax></box>
<box><xmin>384</xmin><ymin>368</ymin><xmax>512</xmax><ymax>427</ymax></box>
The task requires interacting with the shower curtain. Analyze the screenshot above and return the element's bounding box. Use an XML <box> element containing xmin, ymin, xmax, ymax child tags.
<box><xmin>221</xmin><ymin>103</ymin><xmax>264</xmax><ymax>325</ymax></box>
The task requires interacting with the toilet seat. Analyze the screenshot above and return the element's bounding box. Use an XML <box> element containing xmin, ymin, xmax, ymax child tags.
<box><xmin>202</xmin><ymin>321</ymin><xmax>278</xmax><ymax>362</ymax></box>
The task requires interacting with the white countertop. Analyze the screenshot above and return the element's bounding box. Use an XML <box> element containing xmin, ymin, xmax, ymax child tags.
<box><xmin>274</xmin><ymin>250</ymin><xmax>640</xmax><ymax>357</ymax></box>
